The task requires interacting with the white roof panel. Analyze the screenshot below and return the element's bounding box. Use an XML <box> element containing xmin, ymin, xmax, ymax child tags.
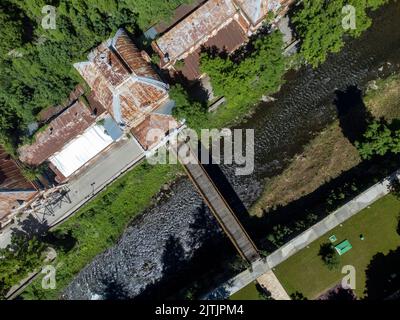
<box><xmin>49</xmin><ymin>124</ymin><xmax>113</xmax><ymax>177</ymax></box>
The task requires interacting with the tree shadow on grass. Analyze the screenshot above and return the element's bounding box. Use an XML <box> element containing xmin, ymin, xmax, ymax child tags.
<box><xmin>318</xmin><ymin>284</ymin><xmax>356</xmax><ymax>301</ymax></box>
<box><xmin>364</xmin><ymin>246</ymin><xmax>400</xmax><ymax>300</ymax></box>
<box><xmin>10</xmin><ymin>215</ymin><xmax>76</xmax><ymax>253</ymax></box>
<box><xmin>334</xmin><ymin>85</ymin><xmax>373</xmax><ymax>145</ymax></box>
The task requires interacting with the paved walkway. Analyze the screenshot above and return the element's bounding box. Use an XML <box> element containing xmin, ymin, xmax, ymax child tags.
<box><xmin>257</xmin><ymin>270</ymin><xmax>291</xmax><ymax>300</ymax></box>
<box><xmin>204</xmin><ymin>170</ymin><xmax>399</xmax><ymax>300</ymax></box>
<box><xmin>0</xmin><ymin>136</ymin><xmax>145</xmax><ymax>248</ymax></box>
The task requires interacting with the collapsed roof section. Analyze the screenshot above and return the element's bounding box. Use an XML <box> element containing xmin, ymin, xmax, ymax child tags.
<box><xmin>234</xmin><ymin>0</ymin><xmax>269</xmax><ymax>26</ymax></box>
<box><xmin>0</xmin><ymin>191</ymin><xmax>37</xmax><ymax>221</ymax></box>
<box><xmin>1</xmin><ymin>146</ymin><xmax>38</xmax><ymax>224</ymax></box>
<box><xmin>0</xmin><ymin>147</ymin><xmax>35</xmax><ymax>190</ymax></box>
<box><xmin>19</xmin><ymin>101</ymin><xmax>99</xmax><ymax>167</ymax></box>
<box><xmin>75</xmin><ymin>29</ymin><xmax>169</xmax><ymax>128</ymax></box>
<box><xmin>131</xmin><ymin>113</ymin><xmax>179</xmax><ymax>151</ymax></box>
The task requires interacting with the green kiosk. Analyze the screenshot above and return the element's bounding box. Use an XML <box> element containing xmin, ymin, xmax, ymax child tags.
<box><xmin>334</xmin><ymin>240</ymin><xmax>353</xmax><ymax>256</ymax></box>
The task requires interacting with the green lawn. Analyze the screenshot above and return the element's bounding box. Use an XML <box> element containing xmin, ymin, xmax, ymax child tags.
<box><xmin>20</xmin><ymin>162</ymin><xmax>181</xmax><ymax>300</ymax></box>
<box><xmin>230</xmin><ymin>282</ymin><xmax>262</xmax><ymax>300</ymax></box>
<box><xmin>274</xmin><ymin>194</ymin><xmax>400</xmax><ymax>299</ymax></box>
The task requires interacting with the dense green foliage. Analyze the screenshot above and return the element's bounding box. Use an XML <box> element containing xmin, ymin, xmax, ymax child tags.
<box><xmin>318</xmin><ymin>243</ymin><xmax>340</xmax><ymax>270</ymax></box>
<box><xmin>170</xmin><ymin>31</ymin><xmax>286</xmax><ymax>131</ymax></box>
<box><xmin>200</xmin><ymin>30</ymin><xmax>286</xmax><ymax>113</ymax></box>
<box><xmin>0</xmin><ymin>0</ymin><xmax>188</xmax><ymax>153</ymax></box>
<box><xmin>293</xmin><ymin>0</ymin><xmax>388</xmax><ymax>67</ymax></box>
<box><xmin>0</xmin><ymin>234</ymin><xmax>46</xmax><ymax>299</ymax></box>
<box><xmin>170</xmin><ymin>84</ymin><xmax>207</xmax><ymax>130</ymax></box>
<box><xmin>20</xmin><ymin>162</ymin><xmax>180</xmax><ymax>300</ymax></box>
<box><xmin>0</xmin><ymin>7</ymin><xmax>23</xmax><ymax>58</ymax></box>
<box><xmin>355</xmin><ymin>121</ymin><xmax>400</xmax><ymax>159</ymax></box>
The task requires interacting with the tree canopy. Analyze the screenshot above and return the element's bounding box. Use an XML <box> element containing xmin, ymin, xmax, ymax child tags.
<box><xmin>355</xmin><ymin>121</ymin><xmax>400</xmax><ymax>160</ymax></box>
<box><xmin>293</xmin><ymin>0</ymin><xmax>388</xmax><ymax>67</ymax></box>
<box><xmin>0</xmin><ymin>0</ymin><xmax>189</xmax><ymax>154</ymax></box>
<box><xmin>318</xmin><ymin>242</ymin><xmax>340</xmax><ymax>270</ymax></box>
<box><xmin>200</xmin><ymin>30</ymin><xmax>286</xmax><ymax>112</ymax></box>
<box><xmin>170</xmin><ymin>84</ymin><xmax>208</xmax><ymax>130</ymax></box>
<box><xmin>0</xmin><ymin>234</ymin><xmax>46</xmax><ymax>299</ymax></box>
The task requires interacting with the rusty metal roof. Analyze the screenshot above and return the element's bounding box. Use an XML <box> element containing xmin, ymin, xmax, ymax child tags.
<box><xmin>0</xmin><ymin>191</ymin><xmax>37</xmax><ymax>221</ymax></box>
<box><xmin>0</xmin><ymin>147</ymin><xmax>35</xmax><ymax>190</ymax></box>
<box><xmin>131</xmin><ymin>114</ymin><xmax>179</xmax><ymax>150</ymax></box>
<box><xmin>18</xmin><ymin>101</ymin><xmax>97</xmax><ymax>166</ymax></box>
<box><xmin>176</xmin><ymin>19</ymin><xmax>248</xmax><ymax>80</ymax></box>
<box><xmin>1</xmin><ymin>147</ymin><xmax>38</xmax><ymax>221</ymax></box>
<box><xmin>75</xmin><ymin>29</ymin><xmax>168</xmax><ymax>126</ymax></box>
<box><xmin>153</xmin><ymin>0</ymin><xmax>207</xmax><ymax>35</ymax></box>
<box><xmin>155</xmin><ymin>0</ymin><xmax>239</xmax><ymax>63</ymax></box>
<box><xmin>38</xmin><ymin>85</ymin><xmax>85</xmax><ymax>123</ymax></box>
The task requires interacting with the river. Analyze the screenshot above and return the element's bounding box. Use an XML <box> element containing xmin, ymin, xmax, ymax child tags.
<box><xmin>62</xmin><ymin>1</ymin><xmax>400</xmax><ymax>300</ymax></box>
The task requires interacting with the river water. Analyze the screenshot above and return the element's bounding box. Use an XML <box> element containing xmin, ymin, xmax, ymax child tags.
<box><xmin>62</xmin><ymin>2</ymin><xmax>400</xmax><ymax>300</ymax></box>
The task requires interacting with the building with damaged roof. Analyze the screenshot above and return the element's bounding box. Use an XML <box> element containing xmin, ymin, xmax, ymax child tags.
<box><xmin>19</xmin><ymin>29</ymin><xmax>179</xmax><ymax>184</ymax></box>
<box><xmin>0</xmin><ymin>147</ymin><xmax>39</xmax><ymax>228</ymax></box>
<box><xmin>74</xmin><ymin>29</ymin><xmax>170</xmax><ymax>129</ymax></box>
<box><xmin>152</xmin><ymin>0</ymin><xmax>293</xmax><ymax>80</ymax></box>
<box><xmin>75</xmin><ymin>28</ymin><xmax>180</xmax><ymax>151</ymax></box>
<box><xmin>19</xmin><ymin>100</ymin><xmax>122</xmax><ymax>181</ymax></box>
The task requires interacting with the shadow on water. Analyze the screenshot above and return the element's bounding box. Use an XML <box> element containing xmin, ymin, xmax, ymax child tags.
<box><xmin>134</xmin><ymin>205</ymin><xmax>239</xmax><ymax>301</ymax></box>
<box><xmin>101</xmin><ymin>278</ymin><xmax>131</xmax><ymax>300</ymax></box>
<box><xmin>64</xmin><ymin>0</ymin><xmax>400</xmax><ymax>300</ymax></box>
<box><xmin>202</xmin><ymin>145</ymin><xmax>400</xmax><ymax>253</ymax></box>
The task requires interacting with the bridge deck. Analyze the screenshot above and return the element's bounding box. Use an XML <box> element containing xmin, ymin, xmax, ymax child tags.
<box><xmin>174</xmin><ymin>143</ymin><xmax>260</xmax><ymax>263</ymax></box>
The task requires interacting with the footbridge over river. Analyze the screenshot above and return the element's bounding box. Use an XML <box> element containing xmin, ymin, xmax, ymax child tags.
<box><xmin>171</xmin><ymin>141</ymin><xmax>260</xmax><ymax>263</ymax></box>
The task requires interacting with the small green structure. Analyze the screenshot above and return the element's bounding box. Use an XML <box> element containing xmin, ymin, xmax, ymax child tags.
<box><xmin>335</xmin><ymin>240</ymin><xmax>353</xmax><ymax>255</ymax></box>
<box><xmin>329</xmin><ymin>235</ymin><xmax>337</xmax><ymax>243</ymax></box>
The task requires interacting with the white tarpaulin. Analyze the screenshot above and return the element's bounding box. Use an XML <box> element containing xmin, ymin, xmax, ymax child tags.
<box><xmin>49</xmin><ymin>124</ymin><xmax>114</xmax><ymax>177</ymax></box>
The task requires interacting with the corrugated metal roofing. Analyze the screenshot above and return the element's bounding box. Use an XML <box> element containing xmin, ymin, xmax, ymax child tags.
<box><xmin>0</xmin><ymin>191</ymin><xmax>37</xmax><ymax>220</ymax></box>
<box><xmin>131</xmin><ymin>114</ymin><xmax>179</xmax><ymax>150</ymax></box>
<box><xmin>49</xmin><ymin>124</ymin><xmax>114</xmax><ymax>178</ymax></box>
<box><xmin>0</xmin><ymin>147</ymin><xmax>34</xmax><ymax>190</ymax></box>
<box><xmin>18</xmin><ymin>101</ymin><xmax>97</xmax><ymax>166</ymax></box>
<box><xmin>1</xmin><ymin>147</ymin><xmax>38</xmax><ymax>222</ymax></box>
<box><xmin>153</xmin><ymin>0</ymin><xmax>207</xmax><ymax>35</ymax></box>
<box><xmin>155</xmin><ymin>0</ymin><xmax>239</xmax><ymax>63</ymax></box>
<box><xmin>176</xmin><ymin>19</ymin><xmax>248</xmax><ymax>80</ymax></box>
<box><xmin>75</xmin><ymin>29</ymin><xmax>168</xmax><ymax>127</ymax></box>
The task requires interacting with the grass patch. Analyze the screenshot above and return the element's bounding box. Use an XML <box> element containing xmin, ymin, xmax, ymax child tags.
<box><xmin>251</xmin><ymin>122</ymin><xmax>361</xmax><ymax>216</ymax></box>
<box><xmin>251</xmin><ymin>72</ymin><xmax>400</xmax><ymax>217</ymax></box>
<box><xmin>274</xmin><ymin>194</ymin><xmax>400</xmax><ymax>299</ymax></box>
<box><xmin>229</xmin><ymin>282</ymin><xmax>263</xmax><ymax>300</ymax></box>
<box><xmin>365</xmin><ymin>74</ymin><xmax>400</xmax><ymax>121</ymax></box>
<box><xmin>20</xmin><ymin>162</ymin><xmax>181</xmax><ymax>300</ymax></box>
